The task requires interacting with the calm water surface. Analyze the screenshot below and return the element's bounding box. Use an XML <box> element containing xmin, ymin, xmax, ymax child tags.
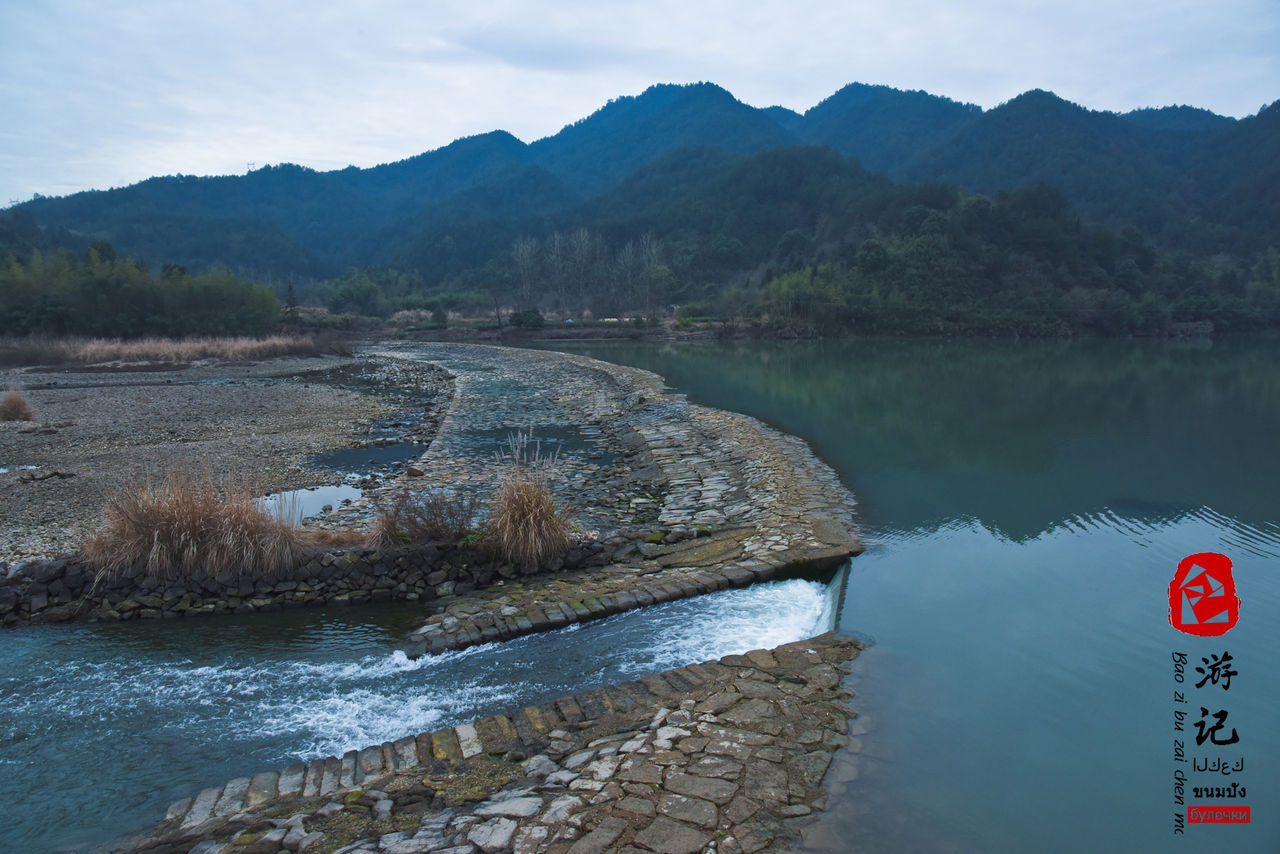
<box><xmin>540</xmin><ymin>337</ymin><xmax>1280</xmax><ymax>853</ymax></box>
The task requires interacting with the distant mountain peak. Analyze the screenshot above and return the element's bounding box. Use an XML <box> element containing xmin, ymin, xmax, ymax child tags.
<box><xmin>805</xmin><ymin>81</ymin><xmax>981</xmax><ymax>117</ymax></box>
<box><xmin>529</xmin><ymin>80</ymin><xmax>789</xmax><ymax>194</ymax></box>
<box><xmin>998</xmin><ymin>88</ymin><xmax>1081</xmax><ymax>112</ymax></box>
<box><xmin>1119</xmin><ymin>105</ymin><xmax>1234</xmax><ymax>132</ymax></box>
<box><xmin>762</xmin><ymin>105</ymin><xmax>805</xmax><ymax>133</ymax></box>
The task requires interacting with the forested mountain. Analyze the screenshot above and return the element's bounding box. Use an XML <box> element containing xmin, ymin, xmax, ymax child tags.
<box><xmin>794</xmin><ymin>83</ymin><xmax>980</xmax><ymax>174</ymax></box>
<box><xmin>1118</xmin><ymin>105</ymin><xmax>1235</xmax><ymax>132</ymax></box>
<box><xmin>529</xmin><ymin>83</ymin><xmax>791</xmax><ymax>195</ymax></box>
<box><xmin>5</xmin><ymin>80</ymin><xmax>1278</xmax><ymax>337</ymax></box>
<box><xmin>897</xmin><ymin>90</ymin><xmax>1197</xmax><ymax>237</ymax></box>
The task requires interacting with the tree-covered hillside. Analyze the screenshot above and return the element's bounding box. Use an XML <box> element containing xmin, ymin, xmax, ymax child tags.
<box><xmin>0</xmin><ymin>228</ymin><xmax>281</xmax><ymax>337</ymax></box>
<box><xmin>5</xmin><ymin>81</ymin><xmax>1277</xmax><ymax>336</ymax></box>
<box><xmin>305</xmin><ymin>146</ymin><xmax>1280</xmax><ymax>337</ymax></box>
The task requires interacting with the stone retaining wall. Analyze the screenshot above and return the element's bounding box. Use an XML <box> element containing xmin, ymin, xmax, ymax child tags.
<box><xmin>0</xmin><ymin>539</ymin><xmax>612</xmax><ymax>627</ymax></box>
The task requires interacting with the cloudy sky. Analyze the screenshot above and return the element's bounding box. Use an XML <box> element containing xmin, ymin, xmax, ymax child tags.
<box><xmin>1</xmin><ymin>0</ymin><xmax>1276</xmax><ymax>205</ymax></box>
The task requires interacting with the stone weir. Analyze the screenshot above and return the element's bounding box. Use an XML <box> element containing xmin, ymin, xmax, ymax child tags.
<box><xmin>113</xmin><ymin>633</ymin><xmax>864</xmax><ymax>854</ymax></box>
<box><xmin>359</xmin><ymin>343</ymin><xmax>862</xmax><ymax>656</ymax></box>
<box><xmin>0</xmin><ymin>343</ymin><xmax>860</xmax><ymax>632</ymax></box>
<box><xmin>5</xmin><ymin>342</ymin><xmax>867</xmax><ymax>853</ymax></box>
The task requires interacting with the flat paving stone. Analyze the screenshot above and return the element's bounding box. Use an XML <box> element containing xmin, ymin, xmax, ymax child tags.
<box><xmin>634</xmin><ymin>816</ymin><xmax>711</xmax><ymax>854</ymax></box>
<box><xmin>663</xmin><ymin>772</ymin><xmax>738</xmax><ymax>805</ymax></box>
<box><xmin>658</xmin><ymin>793</ymin><xmax>718</xmax><ymax>828</ymax></box>
<box><xmin>566</xmin><ymin>816</ymin><xmax>628</xmax><ymax>854</ymax></box>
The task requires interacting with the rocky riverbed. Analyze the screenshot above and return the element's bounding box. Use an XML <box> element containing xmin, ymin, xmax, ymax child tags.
<box><xmin>0</xmin><ymin>354</ymin><xmax>452</xmax><ymax>566</ymax></box>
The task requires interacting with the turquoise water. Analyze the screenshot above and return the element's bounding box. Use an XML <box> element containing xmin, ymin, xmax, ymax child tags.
<box><xmin>539</xmin><ymin>337</ymin><xmax>1280</xmax><ymax>853</ymax></box>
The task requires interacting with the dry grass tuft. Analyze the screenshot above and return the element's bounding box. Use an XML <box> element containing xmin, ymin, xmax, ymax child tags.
<box><xmin>72</xmin><ymin>335</ymin><xmax>318</xmax><ymax>363</ymax></box>
<box><xmin>486</xmin><ymin>468</ymin><xmax>572</xmax><ymax>570</ymax></box>
<box><xmin>484</xmin><ymin>432</ymin><xmax>572</xmax><ymax>570</ymax></box>
<box><xmin>0</xmin><ymin>385</ymin><xmax>33</xmax><ymax>421</ymax></box>
<box><xmin>366</xmin><ymin>489</ymin><xmax>480</xmax><ymax>550</ymax></box>
<box><xmin>0</xmin><ymin>335</ymin><xmax>319</xmax><ymax>367</ymax></box>
<box><xmin>79</xmin><ymin>470</ymin><xmax>304</xmax><ymax>582</ymax></box>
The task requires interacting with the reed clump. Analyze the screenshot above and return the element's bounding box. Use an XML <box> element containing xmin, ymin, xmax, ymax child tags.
<box><xmin>0</xmin><ymin>335</ymin><xmax>318</xmax><ymax>367</ymax></box>
<box><xmin>0</xmin><ymin>385</ymin><xmax>32</xmax><ymax>420</ymax></box>
<box><xmin>79</xmin><ymin>470</ymin><xmax>304</xmax><ymax>581</ymax></box>
<box><xmin>366</xmin><ymin>489</ymin><xmax>481</xmax><ymax>550</ymax></box>
<box><xmin>484</xmin><ymin>431</ymin><xmax>572</xmax><ymax>570</ymax></box>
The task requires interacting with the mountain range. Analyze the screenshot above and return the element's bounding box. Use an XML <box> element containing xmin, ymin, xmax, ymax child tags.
<box><xmin>8</xmin><ymin>81</ymin><xmax>1278</xmax><ymax>284</ymax></box>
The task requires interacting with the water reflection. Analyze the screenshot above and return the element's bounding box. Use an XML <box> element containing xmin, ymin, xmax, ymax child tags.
<box><xmin>547</xmin><ymin>338</ymin><xmax>1280</xmax><ymax>539</ymax></box>
<box><xmin>539</xmin><ymin>336</ymin><xmax>1280</xmax><ymax>853</ymax></box>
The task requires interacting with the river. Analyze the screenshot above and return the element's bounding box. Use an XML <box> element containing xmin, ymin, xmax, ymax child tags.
<box><xmin>3</xmin><ymin>336</ymin><xmax>1277</xmax><ymax>852</ymax></box>
<box><xmin>538</xmin><ymin>336</ymin><xmax>1280</xmax><ymax>853</ymax></box>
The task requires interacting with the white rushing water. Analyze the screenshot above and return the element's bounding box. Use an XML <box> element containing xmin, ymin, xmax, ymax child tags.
<box><xmin>0</xmin><ymin>577</ymin><xmax>836</xmax><ymax>853</ymax></box>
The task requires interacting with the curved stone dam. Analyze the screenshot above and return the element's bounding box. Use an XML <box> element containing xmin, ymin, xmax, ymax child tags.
<box><xmin>0</xmin><ymin>343</ymin><xmax>863</xmax><ymax>854</ymax></box>
<box><xmin>1</xmin><ymin>577</ymin><xmax>846</xmax><ymax>852</ymax></box>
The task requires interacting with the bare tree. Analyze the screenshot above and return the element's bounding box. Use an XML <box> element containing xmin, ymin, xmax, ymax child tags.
<box><xmin>638</xmin><ymin>233</ymin><xmax>665</xmax><ymax>321</ymax></box>
<box><xmin>511</xmin><ymin>236</ymin><xmax>538</xmax><ymax>309</ymax></box>
<box><xmin>615</xmin><ymin>240</ymin><xmax>640</xmax><ymax>313</ymax></box>
<box><xmin>544</xmin><ymin>231</ymin><xmax>568</xmax><ymax>310</ymax></box>
<box><xmin>568</xmin><ymin>227</ymin><xmax>597</xmax><ymax>312</ymax></box>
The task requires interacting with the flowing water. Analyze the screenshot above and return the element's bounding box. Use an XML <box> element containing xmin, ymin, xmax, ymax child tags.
<box><xmin>538</xmin><ymin>337</ymin><xmax>1280</xmax><ymax>853</ymax></box>
<box><xmin>0</xmin><ymin>580</ymin><xmax>833</xmax><ymax>852</ymax></box>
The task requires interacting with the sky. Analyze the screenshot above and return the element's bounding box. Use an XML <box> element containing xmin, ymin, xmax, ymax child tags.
<box><xmin>1</xmin><ymin>0</ymin><xmax>1277</xmax><ymax>206</ymax></box>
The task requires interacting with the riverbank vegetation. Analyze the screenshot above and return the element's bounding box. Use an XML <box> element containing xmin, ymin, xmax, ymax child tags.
<box><xmin>367</xmin><ymin>489</ymin><xmax>482</xmax><ymax>550</ymax></box>
<box><xmin>80</xmin><ymin>462</ymin><xmax>572</xmax><ymax>582</ymax></box>
<box><xmin>482</xmin><ymin>431</ymin><xmax>574</xmax><ymax>569</ymax></box>
<box><xmin>487</xmin><ymin>467</ymin><xmax>573</xmax><ymax>570</ymax></box>
<box><xmin>0</xmin><ymin>239</ymin><xmax>281</xmax><ymax>338</ymax></box>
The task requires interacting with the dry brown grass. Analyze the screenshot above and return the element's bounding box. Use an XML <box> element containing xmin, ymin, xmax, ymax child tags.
<box><xmin>79</xmin><ymin>470</ymin><xmax>304</xmax><ymax>582</ymax></box>
<box><xmin>485</xmin><ymin>468</ymin><xmax>571</xmax><ymax>570</ymax></box>
<box><xmin>0</xmin><ymin>335</ymin><xmax>318</xmax><ymax>366</ymax></box>
<box><xmin>0</xmin><ymin>385</ymin><xmax>33</xmax><ymax>421</ymax></box>
<box><xmin>366</xmin><ymin>489</ymin><xmax>481</xmax><ymax>550</ymax></box>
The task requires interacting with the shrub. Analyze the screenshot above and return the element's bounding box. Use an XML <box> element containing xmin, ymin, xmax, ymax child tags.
<box><xmin>366</xmin><ymin>489</ymin><xmax>480</xmax><ymax>550</ymax></box>
<box><xmin>79</xmin><ymin>470</ymin><xmax>303</xmax><ymax>582</ymax></box>
<box><xmin>509</xmin><ymin>308</ymin><xmax>545</xmax><ymax>329</ymax></box>
<box><xmin>0</xmin><ymin>385</ymin><xmax>32</xmax><ymax>420</ymax></box>
<box><xmin>485</xmin><ymin>466</ymin><xmax>571</xmax><ymax>571</ymax></box>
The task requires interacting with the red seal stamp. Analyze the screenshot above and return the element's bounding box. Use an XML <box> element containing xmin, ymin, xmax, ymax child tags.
<box><xmin>1169</xmin><ymin>553</ymin><xmax>1240</xmax><ymax>636</ymax></box>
